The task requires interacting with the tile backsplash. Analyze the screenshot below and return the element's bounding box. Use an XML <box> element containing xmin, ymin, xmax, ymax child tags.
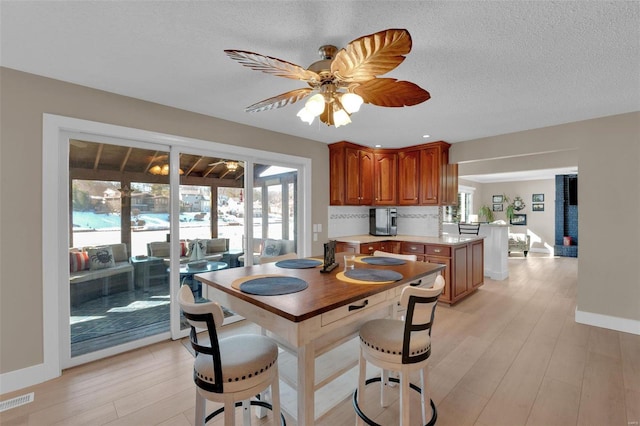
<box><xmin>328</xmin><ymin>206</ymin><xmax>441</xmax><ymax>238</ymax></box>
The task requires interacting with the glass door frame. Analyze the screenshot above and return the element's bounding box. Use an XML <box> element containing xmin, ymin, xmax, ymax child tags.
<box><xmin>45</xmin><ymin>114</ymin><xmax>312</xmax><ymax>372</ymax></box>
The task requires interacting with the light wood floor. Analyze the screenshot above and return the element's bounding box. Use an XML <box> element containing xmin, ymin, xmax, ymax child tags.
<box><xmin>2</xmin><ymin>254</ymin><xmax>639</xmax><ymax>425</ymax></box>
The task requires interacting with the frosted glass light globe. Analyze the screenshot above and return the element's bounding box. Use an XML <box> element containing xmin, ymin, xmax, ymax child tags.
<box><xmin>341</xmin><ymin>93</ymin><xmax>363</xmax><ymax>113</ymax></box>
<box><xmin>297</xmin><ymin>107</ymin><xmax>315</xmax><ymax>125</ymax></box>
<box><xmin>305</xmin><ymin>93</ymin><xmax>326</xmax><ymax>116</ymax></box>
<box><xmin>333</xmin><ymin>108</ymin><xmax>351</xmax><ymax>127</ymax></box>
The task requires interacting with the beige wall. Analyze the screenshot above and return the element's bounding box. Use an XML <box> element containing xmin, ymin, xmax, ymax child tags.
<box><xmin>451</xmin><ymin>112</ymin><xmax>640</xmax><ymax>325</ymax></box>
<box><xmin>476</xmin><ymin>179</ymin><xmax>556</xmax><ymax>252</ymax></box>
<box><xmin>0</xmin><ymin>67</ymin><xmax>330</xmax><ymax>374</ymax></box>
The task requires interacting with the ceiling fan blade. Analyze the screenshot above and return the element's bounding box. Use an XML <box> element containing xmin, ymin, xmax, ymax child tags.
<box><xmin>245</xmin><ymin>88</ymin><xmax>313</xmax><ymax>113</ymax></box>
<box><xmin>225</xmin><ymin>50</ymin><xmax>321</xmax><ymax>83</ymax></box>
<box><xmin>331</xmin><ymin>29</ymin><xmax>412</xmax><ymax>83</ymax></box>
<box><xmin>351</xmin><ymin>78</ymin><xmax>431</xmax><ymax>107</ymax></box>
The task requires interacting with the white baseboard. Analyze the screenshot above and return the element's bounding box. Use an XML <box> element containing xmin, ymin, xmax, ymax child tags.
<box><xmin>575</xmin><ymin>309</ymin><xmax>640</xmax><ymax>335</ymax></box>
<box><xmin>530</xmin><ymin>247</ymin><xmax>552</xmax><ymax>254</ymax></box>
<box><xmin>0</xmin><ymin>362</ymin><xmax>59</xmax><ymax>395</ymax></box>
<box><xmin>485</xmin><ymin>269</ymin><xmax>509</xmax><ymax>280</ymax></box>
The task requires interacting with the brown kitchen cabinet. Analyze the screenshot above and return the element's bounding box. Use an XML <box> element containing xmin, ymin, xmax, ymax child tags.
<box><xmin>360</xmin><ymin>242</ymin><xmax>382</xmax><ymax>255</ymax></box>
<box><xmin>419</xmin><ymin>146</ymin><xmax>441</xmax><ymax>205</ymax></box>
<box><xmin>329</xmin><ymin>142</ymin><xmax>374</xmax><ymax>205</ymax></box>
<box><xmin>345</xmin><ymin>145</ymin><xmax>374</xmax><ymax>205</ymax></box>
<box><xmin>373</xmin><ymin>152</ymin><xmax>397</xmax><ymax>205</ymax></box>
<box><xmin>335</xmin><ymin>242</ymin><xmax>358</xmax><ymax>253</ymax></box>
<box><xmin>335</xmin><ymin>237</ymin><xmax>484</xmax><ymax>304</ymax></box>
<box><xmin>379</xmin><ymin>240</ymin><xmax>401</xmax><ymax>253</ymax></box>
<box><xmin>423</xmin><ymin>255</ymin><xmax>451</xmax><ymax>302</ymax></box>
<box><xmin>440</xmin><ymin>150</ymin><xmax>459</xmax><ymax>206</ymax></box>
<box><xmin>422</xmin><ymin>241</ymin><xmax>483</xmax><ymax>304</ymax></box>
<box><xmin>397</xmin><ymin>149</ymin><xmax>420</xmax><ymax>205</ymax></box>
<box><xmin>329</xmin><ymin>141</ymin><xmax>458</xmax><ymax>206</ymax></box>
<box><xmin>336</xmin><ymin>240</ymin><xmax>397</xmax><ymax>255</ymax></box>
<box><xmin>471</xmin><ymin>239</ymin><xmax>484</xmax><ymax>288</ymax></box>
<box><xmin>329</xmin><ymin>144</ymin><xmax>345</xmax><ymax>205</ymax></box>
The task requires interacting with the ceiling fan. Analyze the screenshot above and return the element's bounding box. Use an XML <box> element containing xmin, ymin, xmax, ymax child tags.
<box><xmin>225</xmin><ymin>28</ymin><xmax>430</xmax><ymax>127</ymax></box>
<box><xmin>208</xmin><ymin>160</ymin><xmax>242</xmax><ymax>172</ymax></box>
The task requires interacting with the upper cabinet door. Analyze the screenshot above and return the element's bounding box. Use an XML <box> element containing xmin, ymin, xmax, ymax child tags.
<box><xmin>358</xmin><ymin>149</ymin><xmax>375</xmax><ymax>205</ymax></box>
<box><xmin>398</xmin><ymin>150</ymin><xmax>420</xmax><ymax>205</ymax></box>
<box><xmin>344</xmin><ymin>146</ymin><xmax>362</xmax><ymax>205</ymax></box>
<box><xmin>419</xmin><ymin>146</ymin><xmax>441</xmax><ymax>205</ymax></box>
<box><xmin>373</xmin><ymin>152</ymin><xmax>397</xmax><ymax>205</ymax></box>
<box><xmin>329</xmin><ymin>145</ymin><xmax>345</xmax><ymax>205</ymax></box>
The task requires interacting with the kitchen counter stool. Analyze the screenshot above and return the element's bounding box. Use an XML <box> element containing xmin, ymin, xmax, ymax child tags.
<box><xmin>178</xmin><ymin>285</ymin><xmax>284</xmax><ymax>426</ymax></box>
<box><xmin>353</xmin><ymin>276</ymin><xmax>445</xmax><ymax>426</ymax></box>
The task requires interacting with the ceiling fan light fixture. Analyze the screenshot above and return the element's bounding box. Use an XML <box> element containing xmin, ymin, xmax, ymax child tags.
<box><xmin>226</xmin><ymin>28</ymin><xmax>430</xmax><ymax>128</ymax></box>
<box><xmin>149</xmin><ymin>163</ymin><xmax>184</xmax><ymax>175</ymax></box>
<box><xmin>225</xmin><ymin>161</ymin><xmax>239</xmax><ymax>172</ymax></box>
<box><xmin>341</xmin><ymin>93</ymin><xmax>363</xmax><ymax>114</ymax></box>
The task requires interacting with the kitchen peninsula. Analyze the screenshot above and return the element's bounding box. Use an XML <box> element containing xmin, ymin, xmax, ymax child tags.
<box><xmin>335</xmin><ymin>234</ymin><xmax>484</xmax><ymax>304</ymax></box>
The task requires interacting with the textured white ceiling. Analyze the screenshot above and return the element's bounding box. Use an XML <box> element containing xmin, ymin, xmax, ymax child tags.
<box><xmin>1</xmin><ymin>1</ymin><xmax>639</xmax><ymax>150</ymax></box>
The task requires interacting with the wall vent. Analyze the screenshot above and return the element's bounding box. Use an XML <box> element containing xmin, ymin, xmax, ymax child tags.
<box><xmin>0</xmin><ymin>392</ymin><xmax>34</xmax><ymax>412</ymax></box>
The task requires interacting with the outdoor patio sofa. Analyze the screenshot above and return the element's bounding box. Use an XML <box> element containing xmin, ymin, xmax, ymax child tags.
<box><xmin>238</xmin><ymin>238</ymin><xmax>296</xmax><ymax>265</ymax></box>
<box><xmin>69</xmin><ymin>242</ymin><xmax>135</xmax><ymax>296</ymax></box>
<box><xmin>147</xmin><ymin>238</ymin><xmax>229</xmax><ymax>265</ymax></box>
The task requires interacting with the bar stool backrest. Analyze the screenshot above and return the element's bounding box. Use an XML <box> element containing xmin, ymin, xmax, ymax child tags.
<box><xmin>399</xmin><ymin>275</ymin><xmax>444</xmax><ymax>364</ymax></box>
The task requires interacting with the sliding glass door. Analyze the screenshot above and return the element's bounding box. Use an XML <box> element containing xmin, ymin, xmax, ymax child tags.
<box><xmin>68</xmin><ymin>140</ymin><xmax>174</xmax><ymax>358</ymax></box>
<box><xmin>57</xmin><ymin>118</ymin><xmax>309</xmax><ymax>369</ymax></box>
<box><xmin>239</xmin><ymin>163</ymin><xmax>298</xmax><ymax>266</ymax></box>
<box><xmin>172</xmin><ymin>152</ymin><xmax>246</xmax><ymax>332</ymax></box>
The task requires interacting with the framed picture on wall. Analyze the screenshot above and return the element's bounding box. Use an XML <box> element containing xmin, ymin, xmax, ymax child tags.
<box><xmin>532</xmin><ymin>193</ymin><xmax>544</xmax><ymax>202</ymax></box>
<box><xmin>492</xmin><ymin>203</ymin><xmax>503</xmax><ymax>211</ymax></box>
<box><xmin>492</xmin><ymin>195</ymin><xmax>504</xmax><ymax>203</ymax></box>
<box><xmin>510</xmin><ymin>214</ymin><xmax>527</xmax><ymax>225</ymax></box>
<box><xmin>532</xmin><ymin>203</ymin><xmax>544</xmax><ymax>211</ymax></box>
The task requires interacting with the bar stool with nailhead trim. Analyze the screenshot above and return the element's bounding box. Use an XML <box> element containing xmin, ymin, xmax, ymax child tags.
<box><xmin>178</xmin><ymin>285</ymin><xmax>285</xmax><ymax>426</ymax></box>
<box><xmin>353</xmin><ymin>275</ymin><xmax>445</xmax><ymax>426</ymax></box>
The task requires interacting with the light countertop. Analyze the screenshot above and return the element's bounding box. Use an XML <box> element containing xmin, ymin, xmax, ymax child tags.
<box><xmin>334</xmin><ymin>234</ymin><xmax>484</xmax><ymax>246</ymax></box>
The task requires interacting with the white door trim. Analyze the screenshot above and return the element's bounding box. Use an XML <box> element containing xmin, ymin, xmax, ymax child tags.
<box><xmin>0</xmin><ymin>114</ymin><xmax>312</xmax><ymax>394</ymax></box>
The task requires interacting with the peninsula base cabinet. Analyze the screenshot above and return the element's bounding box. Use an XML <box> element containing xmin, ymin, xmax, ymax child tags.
<box><xmin>335</xmin><ymin>239</ymin><xmax>484</xmax><ymax>305</ymax></box>
<box><xmin>424</xmin><ymin>240</ymin><xmax>484</xmax><ymax>304</ymax></box>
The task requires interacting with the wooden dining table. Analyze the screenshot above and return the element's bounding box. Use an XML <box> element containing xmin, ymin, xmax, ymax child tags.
<box><xmin>196</xmin><ymin>254</ymin><xmax>444</xmax><ymax>425</ymax></box>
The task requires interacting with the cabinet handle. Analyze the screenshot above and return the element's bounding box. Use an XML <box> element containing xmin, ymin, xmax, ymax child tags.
<box><xmin>348</xmin><ymin>300</ymin><xmax>369</xmax><ymax>311</ymax></box>
<box><xmin>434</xmin><ymin>249</ymin><xmax>441</xmax><ymax>253</ymax></box>
<box><xmin>410</xmin><ymin>279</ymin><xmax>422</xmax><ymax>287</ymax></box>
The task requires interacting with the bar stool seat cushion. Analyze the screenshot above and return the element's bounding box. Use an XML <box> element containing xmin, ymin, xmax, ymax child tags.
<box><xmin>194</xmin><ymin>334</ymin><xmax>279</xmax><ymax>394</ymax></box>
<box><xmin>359</xmin><ymin>318</ymin><xmax>430</xmax><ymax>364</ymax></box>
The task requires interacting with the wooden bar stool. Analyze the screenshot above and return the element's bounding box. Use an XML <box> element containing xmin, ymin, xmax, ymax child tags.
<box><xmin>353</xmin><ymin>276</ymin><xmax>445</xmax><ymax>426</ymax></box>
<box><xmin>178</xmin><ymin>285</ymin><xmax>285</xmax><ymax>426</ymax></box>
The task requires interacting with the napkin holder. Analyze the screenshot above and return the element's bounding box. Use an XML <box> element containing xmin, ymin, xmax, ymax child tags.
<box><xmin>320</xmin><ymin>240</ymin><xmax>338</xmax><ymax>273</ymax></box>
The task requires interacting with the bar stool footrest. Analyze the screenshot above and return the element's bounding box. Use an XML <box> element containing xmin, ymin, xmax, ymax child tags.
<box><xmin>352</xmin><ymin>377</ymin><xmax>437</xmax><ymax>426</ymax></box>
<box><xmin>205</xmin><ymin>398</ymin><xmax>286</xmax><ymax>425</ymax></box>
